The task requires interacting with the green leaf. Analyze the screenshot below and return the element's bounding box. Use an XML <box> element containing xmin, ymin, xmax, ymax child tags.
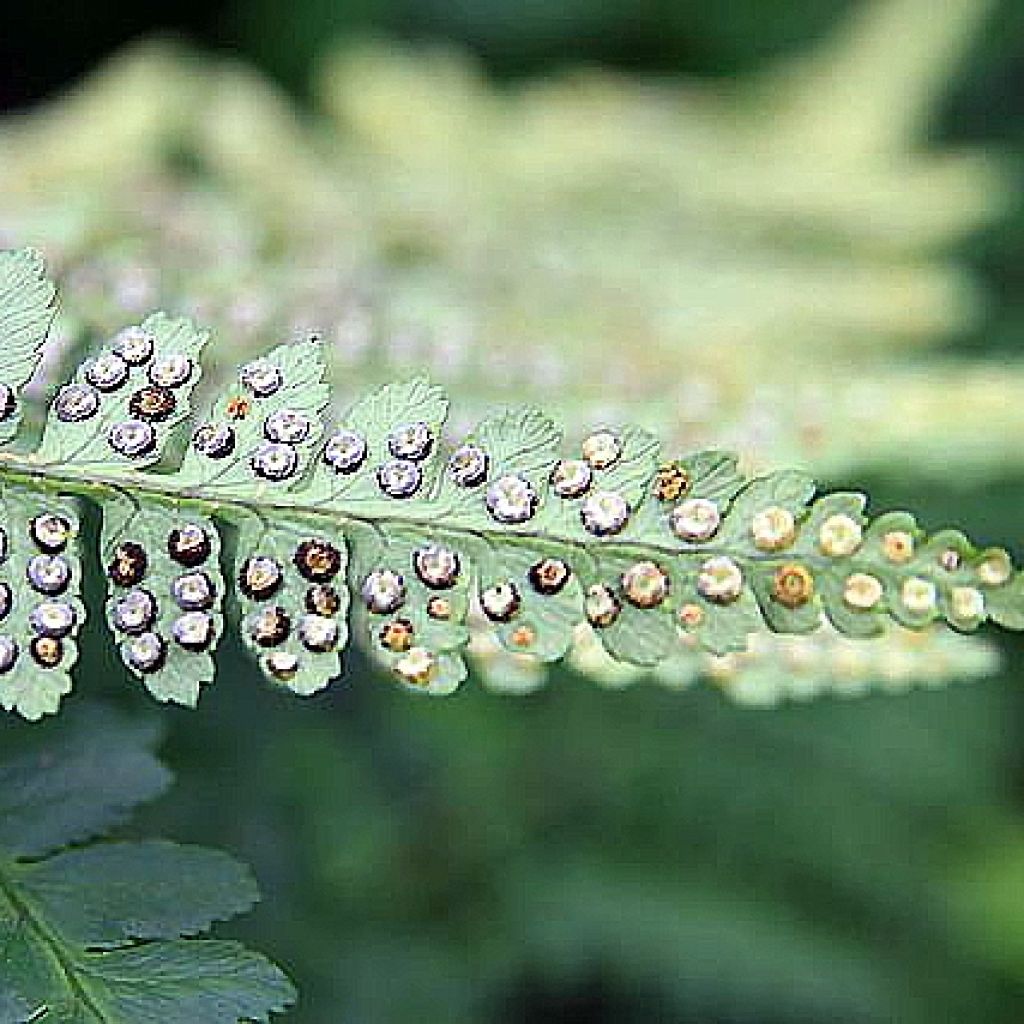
<box><xmin>307</xmin><ymin>375</ymin><xmax>448</xmax><ymax>512</ymax></box>
<box><xmin>101</xmin><ymin>495</ymin><xmax>224</xmax><ymax>707</ymax></box>
<box><xmin>233</xmin><ymin>510</ymin><xmax>348</xmax><ymax>696</ymax></box>
<box><xmin>0</xmin><ymin>248</ymin><xmax>56</xmax><ymax>445</ymax></box>
<box><xmin>0</xmin><ymin>485</ymin><xmax>84</xmax><ymax>721</ymax></box>
<box><xmin>177</xmin><ymin>338</ymin><xmax>329</xmax><ymax>495</ymax></box>
<box><xmin>12</xmin><ymin>842</ymin><xmax>258</xmax><ymax>949</ymax></box>
<box><xmin>63</xmin><ymin>941</ymin><xmax>293</xmax><ymax>1024</ymax></box>
<box><xmin>0</xmin><ymin>707</ymin><xmax>168</xmax><ymax>860</ymax></box>
<box><xmin>35</xmin><ymin>314</ymin><xmax>208</xmax><ymax>470</ymax></box>
<box><xmin>0</xmin><ymin>984</ymin><xmax>31</xmax><ymax>1023</ymax></box>
<box><xmin>0</xmin><ymin>706</ymin><xmax>295</xmax><ymax>1022</ymax></box>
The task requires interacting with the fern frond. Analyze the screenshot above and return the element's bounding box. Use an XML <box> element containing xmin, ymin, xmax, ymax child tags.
<box><xmin>0</xmin><ymin>705</ymin><xmax>295</xmax><ymax>1022</ymax></box>
<box><xmin>0</xmin><ymin>247</ymin><xmax>1021</xmax><ymax>719</ymax></box>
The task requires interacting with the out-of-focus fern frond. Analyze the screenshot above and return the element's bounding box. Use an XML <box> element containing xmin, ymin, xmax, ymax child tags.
<box><xmin>0</xmin><ymin>1</ymin><xmax>1018</xmax><ymax>703</ymax></box>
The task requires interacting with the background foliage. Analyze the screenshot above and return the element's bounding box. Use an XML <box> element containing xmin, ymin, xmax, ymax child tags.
<box><xmin>4</xmin><ymin>0</ymin><xmax>1024</xmax><ymax>1021</ymax></box>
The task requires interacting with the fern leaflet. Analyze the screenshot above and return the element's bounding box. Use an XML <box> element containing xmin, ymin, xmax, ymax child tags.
<box><xmin>0</xmin><ymin>705</ymin><xmax>294</xmax><ymax>1022</ymax></box>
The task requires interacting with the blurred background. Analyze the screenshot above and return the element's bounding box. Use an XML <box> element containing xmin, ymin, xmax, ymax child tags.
<box><xmin>3</xmin><ymin>0</ymin><xmax>1024</xmax><ymax>1021</ymax></box>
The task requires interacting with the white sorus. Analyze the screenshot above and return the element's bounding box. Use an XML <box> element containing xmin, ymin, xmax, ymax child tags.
<box><xmin>147</xmin><ymin>353</ymin><xmax>193</xmax><ymax>389</ymax></box>
<box><xmin>486</xmin><ymin>475</ymin><xmax>538</xmax><ymax>524</ymax></box>
<box><xmin>108</xmin><ymin>420</ymin><xmax>156</xmax><ymax>458</ymax></box>
<box><xmin>621</xmin><ymin>561</ymin><xmax>670</xmax><ymax>609</ymax></box>
<box><xmin>481</xmin><ymin>582</ymin><xmax>520</xmax><ymax>621</ymax></box>
<box><xmin>171</xmin><ymin>572</ymin><xmax>216</xmax><ymax>611</ymax></box>
<box><xmin>394</xmin><ymin>646</ymin><xmax>438</xmax><ymax>685</ymax></box>
<box><xmin>111</xmin><ymin>326</ymin><xmax>155</xmax><ymax>366</ymax></box>
<box><xmin>251</xmin><ymin>441</ymin><xmax>299</xmax><ymax>481</ymax></box>
<box><xmin>388</xmin><ymin>421</ymin><xmax>434</xmax><ymax>461</ymax></box>
<box><xmin>361</xmin><ymin>570</ymin><xmax>406</xmax><ymax>614</ymax></box>
<box><xmin>27</xmin><ymin>555</ymin><xmax>71</xmax><ymax>595</ymax></box>
<box><xmin>29</xmin><ymin>601</ymin><xmax>76</xmax><ymax>638</ymax></box>
<box><xmin>550</xmin><ymin>459</ymin><xmax>593</xmax><ymax>499</ymax></box>
<box><xmin>843</xmin><ymin>573</ymin><xmax>884</xmax><ymax>610</ymax></box>
<box><xmin>167</xmin><ymin>524</ymin><xmax>212</xmax><ymax>566</ymax></box>
<box><xmin>977</xmin><ymin>549</ymin><xmax>1013</xmax><ymax>587</ymax></box>
<box><xmin>697</xmin><ymin>556</ymin><xmax>743</xmax><ymax>604</ymax></box>
<box><xmin>84</xmin><ymin>352</ymin><xmax>129</xmax><ymax>392</ymax></box>
<box><xmin>323</xmin><ymin>429</ymin><xmax>367</xmax><ymax>473</ymax></box>
<box><xmin>669</xmin><ymin>498</ymin><xmax>720</xmax><ymax>542</ymax></box>
<box><xmin>751</xmin><ymin>506</ymin><xmax>796</xmax><ymax>551</ymax></box>
<box><xmin>580</xmin><ymin>491</ymin><xmax>630</xmax><ymax>536</ymax></box>
<box><xmin>122</xmin><ymin>631</ymin><xmax>166</xmax><ymax>673</ymax></box>
<box><xmin>264</xmin><ymin>408</ymin><xmax>313</xmax><ymax>444</ymax></box>
<box><xmin>585</xmin><ymin>584</ymin><xmax>621</xmax><ymax>627</ymax></box>
<box><xmin>950</xmin><ymin>586</ymin><xmax>986</xmax><ymax>624</ymax></box>
<box><xmin>192</xmin><ymin>422</ymin><xmax>235</xmax><ymax>458</ymax></box>
<box><xmin>265</xmin><ymin>650</ymin><xmax>299</xmax><ymax>680</ymax></box>
<box><xmin>901</xmin><ymin>577</ymin><xmax>937</xmax><ymax>616</ymax></box>
<box><xmin>172</xmin><ymin>611</ymin><xmax>214</xmax><ymax>651</ymax></box>
<box><xmin>239</xmin><ymin>359</ymin><xmax>284</xmax><ymax>398</ymax></box>
<box><xmin>376</xmin><ymin>459</ymin><xmax>421</xmax><ymax>498</ymax></box>
<box><xmin>448</xmin><ymin>444</ymin><xmax>489</xmax><ymax>487</ymax></box>
<box><xmin>298</xmin><ymin>614</ymin><xmax>339</xmax><ymax>652</ymax></box>
<box><xmin>238</xmin><ymin>556</ymin><xmax>283</xmax><ymax>601</ymax></box>
<box><xmin>54</xmin><ymin>384</ymin><xmax>99</xmax><ymax>422</ymax></box>
<box><xmin>30</xmin><ymin>513</ymin><xmax>73</xmax><ymax>553</ymax></box>
<box><xmin>413</xmin><ymin>545</ymin><xmax>461</xmax><ymax>589</ymax></box>
<box><xmin>112</xmin><ymin>589</ymin><xmax>157</xmax><ymax>634</ymax></box>
<box><xmin>818</xmin><ymin>514</ymin><xmax>863</xmax><ymax>557</ymax></box>
<box><xmin>581</xmin><ymin>431</ymin><xmax>623</xmax><ymax>470</ymax></box>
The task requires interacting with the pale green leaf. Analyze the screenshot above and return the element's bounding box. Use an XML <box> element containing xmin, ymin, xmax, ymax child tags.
<box><xmin>177</xmin><ymin>338</ymin><xmax>328</xmax><ymax>495</ymax></box>
<box><xmin>35</xmin><ymin>314</ymin><xmax>208</xmax><ymax>470</ymax></box>
<box><xmin>0</xmin><ymin>248</ymin><xmax>56</xmax><ymax>445</ymax></box>
<box><xmin>0</xmin><ymin>486</ymin><xmax>85</xmax><ymax>721</ymax></box>
<box><xmin>101</xmin><ymin>495</ymin><xmax>223</xmax><ymax>707</ymax></box>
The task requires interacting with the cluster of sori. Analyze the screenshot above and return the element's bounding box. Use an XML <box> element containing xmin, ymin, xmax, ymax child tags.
<box><xmin>0</xmin><ymin>513</ymin><xmax>78</xmax><ymax>674</ymax></box>
<box><xmin>749</xmin><ymin>512</ymin><xmax>1000</xmax><ymax>628</ymax></box>
<box><xmin>239</xmin><ymin>538</ymin><xmax>344</xmax><ymax>682</ymax></box>
<box><xmin>593</xmin><ymin>476</ymin><xmax>1004</xmax><ymax>633</ymax></box>
<box><xmin>554</xmin><ymin>434</ymin><xmax>625</xmax><ymax>522</ymax></box>
<box><xmin>54</xmin><ymin>326</ymin><xmax>193</xmax><ymax>459</ymax></box>
<box><xmin>108</xmin><ymin>523</ymin><xmax>217</xmax><ymax>673</ymax></box>
<box><xmin>470</xmin><ymin>430</ymin><xmax>631</xmax><ymax>532</ymax></box>
<box><xmin>359</xmin><ymin>547</ymin><xmax>457</xmax><ymax>685</ymax></box>
<box><xmin>323</xmin><ymin>418</ymin><xmax>435</xmax><ymax>498</ymax></box>
<box><xmin>191</xmin><ymin>358</ymin><xmax>316</xmax><ymax>481</ymax></box>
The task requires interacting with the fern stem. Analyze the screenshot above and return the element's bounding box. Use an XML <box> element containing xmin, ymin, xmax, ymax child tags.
<box><xmin>0</xmin><ymin>451</ymin><xmax>822</xmax><ymax>572</ymax></box>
